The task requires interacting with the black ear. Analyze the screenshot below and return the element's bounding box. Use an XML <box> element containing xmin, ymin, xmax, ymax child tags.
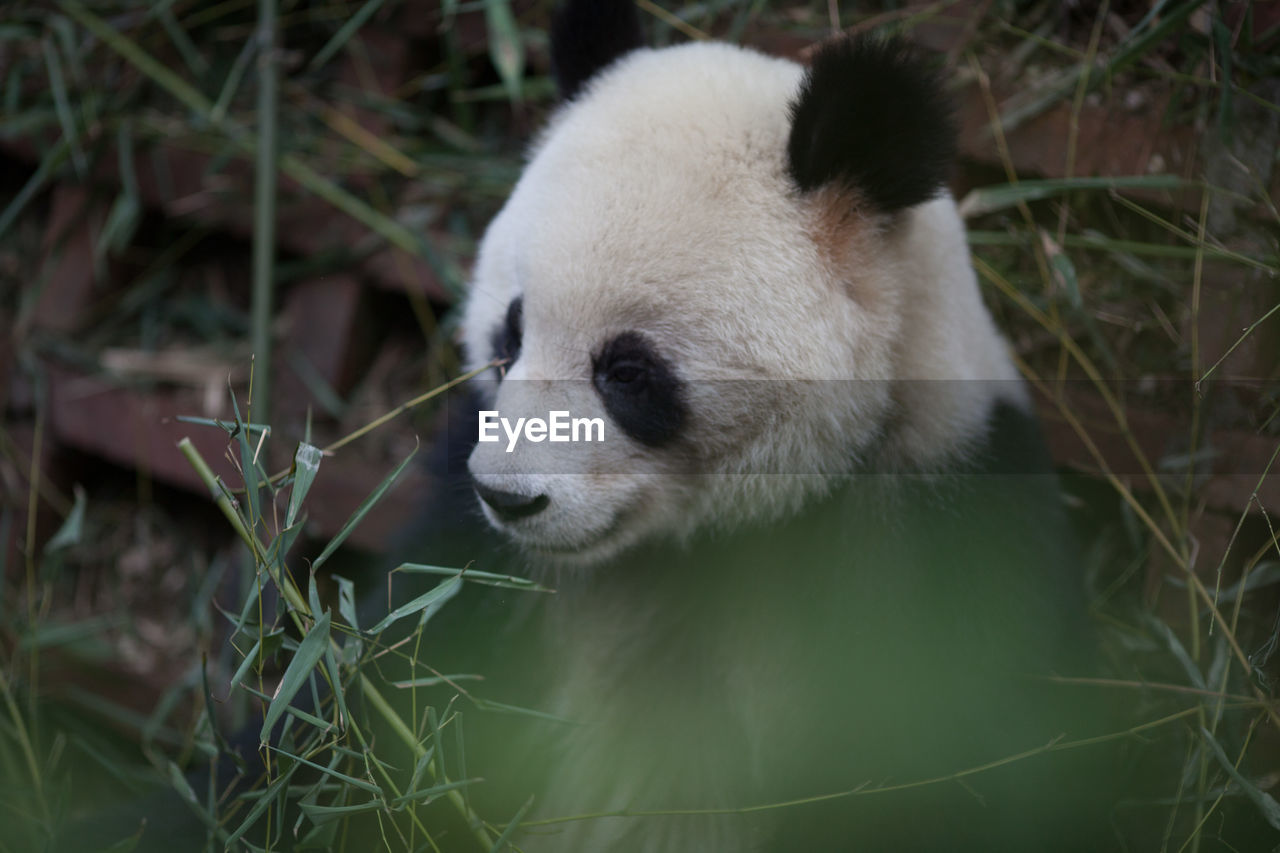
<box><xmin>787</xmin><ymin>36</ymin><xmax>956</xmax><ymax>214</ymax></box>
<box><xmin>550</xmin><ymin>0</ymin><xmax>644</xmax><ymax>101</ymax></box>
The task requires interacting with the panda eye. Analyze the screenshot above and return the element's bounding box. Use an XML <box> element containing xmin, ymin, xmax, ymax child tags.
<box><xmin>592</xmin><ymin>332</ymin><xmax>686</xmax><ymax>448</ymax></box>
<box><xmin>605</xmin><ymin>361</ymin><xmax>646</xmax><ymax>388</ymax></box>
<box><xmin>489</xmin><ymin>296</ymin><xmax>523</xmax><ymax>376</ymax></box>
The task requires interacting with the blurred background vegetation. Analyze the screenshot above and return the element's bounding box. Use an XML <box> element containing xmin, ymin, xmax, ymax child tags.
<box><xmin>1</xmin><ymin>0</ymin><xmax>1278</xmax><ymax>850</ymax></box>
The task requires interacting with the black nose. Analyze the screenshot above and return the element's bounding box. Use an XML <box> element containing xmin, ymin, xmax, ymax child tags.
<box><xmin>474</xmin><ymin>483</ymin><xmax>550</xmax><ymax>521</ymax></box>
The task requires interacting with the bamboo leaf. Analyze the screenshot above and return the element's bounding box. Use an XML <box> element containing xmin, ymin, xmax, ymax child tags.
<box><xmin>395</xmin><ymin>562</ymin><xmax>551</xmax><ymax>592</ymax></box>
<box><xmin>308</xmin><ymin>0</ymin><xmax>390</xmax><ymax>72</ymax></box>
<box><xmin>44</xmin><ymin>485</ymin><xmax>87</xmax><ymax>552</ymax></box>
<box><xmin>489</xmin><ymin>796</ymin><xmax>533</xmax><ymax>852</ymax></box>
<box><xmin>267</xmin><ymin>745</ymin><xmax>380</xmax><ymax>793</ymax></box>
<box><xmin>224</xmin><ymin>759</ymin><xmax>300</xmax><ymax>847</ymax></box>
<box><xmin>390</xmin><ymin>777</ymin><xmax>479</xmax><ymax>807</ymax></box>
<box><xmin>311</xmin><ymin>445</ymin><xmax>417</xmax><ymax>570</ymax></box>
<box><xmin>334</xmin><ymin>574</ymin><xmax>359</xmax><ymax>631</ymax></box>
<box><xmin>1200</xmin><ymin>726</ymin><xmax>1280</xmax><ymax>829</ymax></box>
<box><xmin>485</xmin><ymin>0</ymin><xmax>525</xmax><ymax>105</ymax></box>
<box><xmin>369</xmin><ymin>575</ymin><xmax>463</xmax><ymax>635</ymax></box>
<box><xmin>261</xmin><ymin>610</ymin><xmax>331</xmax><ymax>741</ymax></box>
<box><xmin>287</xmin><ymin>443</ymin><xmax>323</xmax><ymax>529</ymax></box>
<box><xmin>41</xmin><ymin>34</ymin><xmax>86</xmax><ymax>176</ymax></box>
<box><xmin>958</xmin><ymin>175</ymin><xmax>1188</xmax><ymax>219</ymax></box>
<box><xmin>298</xmin><ymin>798</ymin><xmax>383</xmax><ymax>824</ymax></box>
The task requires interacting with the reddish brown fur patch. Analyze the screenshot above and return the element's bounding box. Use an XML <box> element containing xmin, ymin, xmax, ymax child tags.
<box><xmin>807</xmin><ymin>186</ymin><xmax>892</xmax><ymax>310</ymax></box>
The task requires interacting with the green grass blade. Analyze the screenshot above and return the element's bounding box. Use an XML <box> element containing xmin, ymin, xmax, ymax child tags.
<box><xmin>57</xmin><ymin>0</ymin><xmax>460</xmax><ymax>291</ymax></box>
<box><xmin>390</xmin><ymin>777</ymin><xmax>479</xmax><ymax>807</ymax></box>
<box><xmin>175</xmin><ymin>415</ymin><xmax>271</xmax><ymax>434</ymax></box>
<box><xmin>392</xmin><ymin>675</ymin><xmax>481</xmax><ymax>689</ymax></box>
<box><xmin>157</xmin><ymin>5</ymin><xmax>208</xmax><ymax>79</ymax></box>
<box><xmin>58</xmin><ymin>0</ymin><xmax>214</xmax><ymax>115</ymax></box>
<box><xmin>1200</xmin><ymin>726</ymin><xmax>1280</xmax><ymax>829</ymax></box>
<box><xmin>394</xmin><ymin>563</ymin><xmax>551</xmax><ymax>592</ymax></box>
<box><xmin>224</xmin><ymin>759</ymin><xmax>300</xmax><ymax>847</ymax></box>
<box><xmin>334</xmin><ymin>574</ymin><xmax>359</xmax><ymax>632</ymax></box>
<box><xmin>406</xmin><ymin>745</ymin><xmax>435</xmax><ymax>795</ymax></box>
<box><xmin>368</xmin><ymin>575</ymin><xmax>463</xmax><ymax>635</ymax></box>
<box><xmin>489</xmin><ymin>796</ymin><xmax>533</xmax><ymax>853</ymax></box>
<box><xmin>260</xmin><ymin>610</ymin><xmax>331</xmax><ymax>742</ymax></box>
<box><xmin>958</xmin><ymin>175</ymin><xmax>1189</xmax><ymax>218</ymax></box>
<box><xmin>43</xmin><ymin>485</ymin><xmax>86</xmax><ymax>552</ymax></box>
<box><xmin>241</xmin><ymin>685</ymin><xmax>332</xmax><ymax>733</ymax></box>
<box><xmin>297</xmin><ymin>798</ymin><xmax>382</xmax><ymax>824</ymax></box>
<box><xmin>210</xmin><ymin>36</ymin><xmax>256</xmax><ymax>124</ymax></box>
<box><xmin>165</xmin><ymin>760</ymin><xmax>225</xmax><ymax>838</ymax></box>
<box><xmin>267</xmin><ymin>746</ymin><xmax>380</xmax><ymax>794</ymax></box>
<box><xmin>322</xmin><ymin>644</ymin><xmax>349</xmax><ymax>732</ymax></box>
<box><xmin>41</xmin><ymin>35</ymin><xmax>86</xmax><ymax>176</ymax></box>
<box><xmin>0</xmin><ymin>137</ymin><xmax>71</xmax><ymax>242</ymax></box>
<box><xmin>286</xmin><ymin>443</ymin><xmax>322</xmax><ymax>529</ymax></box>
<box><xmin>311</xmin><ymin>444</ymin><xmax>418</xmax><ymax>571</ymax></box>
<box><xmin>228</xmin><ymin>384</ymin><xmax>262</xmax><ymax>533</ymax></box>
<box><xmin>307</xmin><ymin>0</ymin><xmax>390</xmax><ymax>73</ymax></box>
<box><xmin>226</xmin><ymin>638</ymin><xmax>263</xmax><ymax>696</ymax></box>
<box><xmin>485</xmin><ymin>0</ymin><xmax>525</xmax><ymax>105</ymax></box>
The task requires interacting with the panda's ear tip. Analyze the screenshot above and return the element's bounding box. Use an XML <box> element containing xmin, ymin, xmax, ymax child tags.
<box><xmin>551</xmin><ymin>0</ymin><xmax>645</xmax><ymax>102</ymax></box>
<box><xmin>787</xmin><ymin>34</ymin><xmax>957</xmax><ymax>214</ymax></box>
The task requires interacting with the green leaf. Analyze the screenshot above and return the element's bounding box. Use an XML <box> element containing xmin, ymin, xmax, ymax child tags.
<box><xmin>44</xmin><ymin>484</ymin><xmax>86</xmax><ymax>552</ymax></box>
<box><xmin>334</xmin><ymin>574</ymin><xmax>359</xmax><ymax>631</ymax></box>
<box><xmin>392</xmin><ymin>674</ymin><xmax>482</xmax><ymax>689</ymax></box>
<box><xmin>958</xmin><ymin>175</ymin><xmax>1188</xmax><ymax>219</ymax></box>
<box><xmin>368</xmin><ymin>575</ymin><xmax>463</xmax><ymax>635</ymax></box>
<box><xmin>406</xmin><ymin>745</ymin><xmax>435</xmax><ymax>797</ymax></box>
<box><xmin>267</xmin><ymin>745</ymin><xmax>380</xmax><ymax>793</ymax></box>
<box><xmin>227</xmin><ymin>638</ymin><xmax>263</xmax><ymax>696</ymax></box>
<box><xmin>41</xmin><ymin>34</ymin><xmax>86</xmax><ymax>176</ymax></box>
<box><xmin>485</xmin><ymin>0</ymin><xmax>525</xmax><ymax>105</ymax></box>
<box><xmin>1200</xmin><ymin>726</ymin><xmax>1280</xmax><ymax>829</ymax></box>
<box><xmin>224</xmin><ymin>759</ymin><xmax>300</xmax><ymax>847</ymax></box>
<box><xmin>241</xmin><ymin>685</ymin><xmax>332</xmax><ymax>733</ymax></box>
<box><xmin>312</xmin><ymin>445</ymin><xmax>417</xmax><ymax>571</ymax></box>
<box><xmin>1039</xmin><ymin>230</ymin><xmax>1082</xmax><ymax>310</ymax></box>
<box><xmin>308</xmin><ymin>0</ymin><xmax>390</xmax><ymax>72</ymax></box>
<box><xmin>287</xmin><ymin>443</ymin><xmax>323</xmax><ymax>529</ymax></box>
<box><xmin>298</xmin><ymin>798</ymin><xmax>383</xmax><ymax>824</ymax></box>
<box><xmin>166</xmin><ymin>761</ymin><xmax>223</xmax><ymax>836</ymax></box>
<box><xmin>390</xmin><ymin>777</ymin><xmax>479</xmax><ymax>807</ymax></box>
<box><xmin>229</xmin><ymin>384</ymin><xmax>263</xmax><ymax>532</ymax></box>
<box><xmin>1209</xmin><ymin>562</ymin><xmax>1280</xmax><ymax>605</ymax></box>
<box><xmin>308</xmin><ymin>571</ymin><xmax>323</xmax><ymax>617</ymax></box>
<box><xmin>489</xmin><ymin>795</ymin><xmax>533</xmax><ymax>852</ymax></box>
<box><xmin>174</xmin><ymin>415</ymin><xmax>271</xmax><ymax>435</ymax></box>
<box><xmin>395</xmin><ymin>562</ymin><xmax>551</xmax><ymax>592</ymax></box>
<box><xmin>323</xmin><ymin>643</ymin><xmax>348</xmax><ymax>732</ymax></box>
<box><xmin>94</xmin><ymin>823</ymin><xmax>146</xmax><ymax>853</ymax></box>
<box><xmin>261</xmin><ymin>610</ymin><xmax>331</xmax><ymax>742</ymax></box>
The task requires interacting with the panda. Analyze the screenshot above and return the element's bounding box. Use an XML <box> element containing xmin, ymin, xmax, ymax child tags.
<box><xmin>413</xmin><ymin>1</ymin><xmax>1115</xmax><ymax>851</ymax></box>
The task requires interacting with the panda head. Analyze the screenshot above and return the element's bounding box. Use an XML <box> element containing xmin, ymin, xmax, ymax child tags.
<box><xmin>462</xmin><ymin>0</ymin><xmax>1022</xmax><ymax>568</ymax></box>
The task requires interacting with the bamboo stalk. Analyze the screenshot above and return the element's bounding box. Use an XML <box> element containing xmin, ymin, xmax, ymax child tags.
<box><xmin>252</xmin><ymin>0</ymin><xmax>279</xmax><ymax>424</ymax></box>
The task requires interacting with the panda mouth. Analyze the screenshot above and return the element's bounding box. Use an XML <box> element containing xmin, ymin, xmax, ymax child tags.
<box><xmin>514</xmin><ymin>503</ymin><xmax>638</xmax><ymax>562</ymax></box>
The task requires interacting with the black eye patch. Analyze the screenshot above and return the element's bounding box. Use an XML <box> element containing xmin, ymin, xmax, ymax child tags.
<box><xmin>490</xmin><ymin>296</ymin><xmax>523</xmax><ymax>376</ymax></box>
<box><xmin>592</xmin><ymin>332</ymin><xmax>686</xmax><ymax>448</ymax></box>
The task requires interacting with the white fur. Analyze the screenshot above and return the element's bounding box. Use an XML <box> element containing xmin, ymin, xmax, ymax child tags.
<box><xmin>463</xmin><ymin>41</ymin><xmax>1020</xmax><ymax>567</ymax></box>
